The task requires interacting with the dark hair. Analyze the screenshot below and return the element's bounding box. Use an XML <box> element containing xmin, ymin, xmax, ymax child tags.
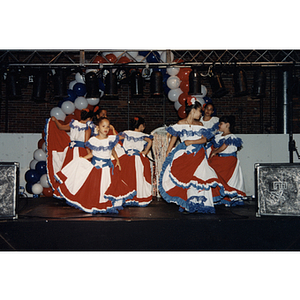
<box><xmin>80</xmin><ymin>109</ymin><xmax>93</xmax><ymax>120</ymax></box>
<box><xmin>92</xmin><ymin>106</ymin><xmax>107</xmax><ymax>122</ymax></box>
<box><xmin>96</xmin><ymin>116</ymin><xmax>110</xmax><ymax>126</ymax></box>
<box><xmin>130</xmin><ymin>116</ymin><xmax>145</xmax><ymax>130</ymax></box>
<box><xmin>204</xmin><ymin>102</ymin><xmax>215</xmax><ymax>112</ymax></box>
<box><xmin>185</xmin><ymin>100</ymin><xmax>202</xmax><ymax>116</ymax></box>
<box><xmin>219</xmin><ymin>115</ymin><xmax>236</xmax><ymax>132</ymax></box>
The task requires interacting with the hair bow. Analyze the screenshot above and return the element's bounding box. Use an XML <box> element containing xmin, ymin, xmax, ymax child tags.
<box><xmin>187</xmin><ymin>96</ymin><xmax>196</xmax><ymax>106</ymax></box>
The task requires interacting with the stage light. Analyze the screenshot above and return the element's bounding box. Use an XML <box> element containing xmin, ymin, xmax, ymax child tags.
<box><xmin>85</xmin><ymin>70</ymin><xmax>100</xmax><ymax>102</ymax></box>
<box><xmin>6</xmin><ymin>69</ymin><xmax>22</xmax><ymax>100</ymax></box>
<box><xmin>150</xmin><ymin>70</ymin><xmax>163</xmax><ymax>97</ymax></box>
<box><xmin>52</xmin><ymin>68</ymin><xmax>68</xmax><ymax>99</ymax></box>
<box><xmin>251</xmin><ymin>69</ymin><xmax>266</xmax><ymax>98</ymax></box>
<box><xmin>32</xmin><ymin>69</ymin><xmax>48</xmax><ymax>102</ymax></box>
<box><xmin>233</xmin><ymin>68</ymin><xmax>248</xmax><ymax>97</ymax></box>
<box><xmin>104</xmin><ymin>70</ymin><xmax>118</xmax><ymax>99</ymax></box>
<box><xmin>130</xmin><ymin>70</ymin><xmax>143</xmax><ymax>98</ymax></box>
<box><xmin>188</xmin><ymin>68</ymin><xmax>202</xmax><ymax>95</ymax></box>
<box><xmin>208</xmin><ymin>71</ymin><xmax>228</xmax><ymax>98</ymax></box>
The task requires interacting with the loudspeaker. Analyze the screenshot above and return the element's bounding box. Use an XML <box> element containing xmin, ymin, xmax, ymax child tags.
<box><xmin>255</xmin><ymin>163</ymin><xmax>300</xmax><ymax>217</ymax></box>
<box><xmin>0</xmin><ymin>162</ymin><xmax>19</xmax><ymax>219</ymax></box>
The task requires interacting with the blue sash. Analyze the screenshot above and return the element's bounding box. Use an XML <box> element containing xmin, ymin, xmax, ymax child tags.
<box><xmin>125</xmin><ymin>149</ymin><xmax>140</xmax><ymax>156</ymax></box>
<box><xmin>218</xmin><ymin>152</ymin><xmax>237</xmax><ymax>157</ymax></box>
<box><xmin>69</xmin><ymin>141</ymin><xmax>85</xmax><ymax>148</ymax></box>
<box><xmin>91</xmin><ymin>157</ymin><xmax>114</xmax><ymax>174</ymax></box>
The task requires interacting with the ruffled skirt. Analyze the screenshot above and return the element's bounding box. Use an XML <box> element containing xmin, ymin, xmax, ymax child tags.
<box><xmin>55</xmin><ymin>157</ymin><xmax>136</xmax><ymax>214</ymax></box>
<box><xmin>159</xmin><ymin>143</ymin><xmax>225</xmax><ymax>213</ymax></box>
<box><xmin>208</xmin><ymin>154</ymin><xmax>246</xmax><ymax>205</ymax></box>
<box><xmin>118</xmin><ymin>153</ymin><xmax>152</xmax><ymax>207</ymax></box>
<box><xmin>45</xmin><ymin>118</ymin><xmax>88</xmax><ymax>198</ymax></box>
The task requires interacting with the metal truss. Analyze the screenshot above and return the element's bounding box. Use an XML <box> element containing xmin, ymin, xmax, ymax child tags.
<box><xmin>1</xmin><ymin>49</ymin><xmax>300</xmax><ymax>68</ymax></box>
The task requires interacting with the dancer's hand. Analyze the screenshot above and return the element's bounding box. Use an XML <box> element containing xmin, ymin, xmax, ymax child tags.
<box><xmin>115</xmin><ymin>160</ymin><xmax>121</xmax><ymax>170</ymax></box>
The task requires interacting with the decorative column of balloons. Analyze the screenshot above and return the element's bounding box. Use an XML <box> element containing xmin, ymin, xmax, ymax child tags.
<box><xmin>24</xmin><ymin>70</ymin><xmax>106</xmax><ymax>197</ymax></box>
<box><xmin>25</xmin><ymin>134</ymin><xmax>52</xmax><ymax>197</ymax></box>
<box><xmin>165</xmin><ymin>59</ymin><xmax>209</xmax><ymax>119</ymax></box>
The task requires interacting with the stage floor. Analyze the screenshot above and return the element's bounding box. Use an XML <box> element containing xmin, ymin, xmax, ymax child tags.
<box><xmin>1</xmin><ymin>196</ymin><xmax>300</xmax><ymax>251</ymax></box>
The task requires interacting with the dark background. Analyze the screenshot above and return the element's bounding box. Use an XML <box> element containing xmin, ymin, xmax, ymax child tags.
<box><xmin>1</xmin><ymin>49</ymin><xmax>300</xmax><ymax>136</ymax></box>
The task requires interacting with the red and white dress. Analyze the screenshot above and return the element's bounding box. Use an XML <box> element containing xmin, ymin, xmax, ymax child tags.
<box><xmin>55</xmin><ymin>135</ymin><xmax>136</xmax><ymax>214</ymax></box>
<box><xmin>118</xmin><ymin>131</ymin><xmax>153</xmax><ymax>207</ymax></box>
<box><xmin>45</xmin><ymin>118</ymin><xmax>91</xmax><ymax>198</ymax></box>
<box><xmin>158</xmin><ymin>124</ymin><xmax>225</xmax><ymax>213</ymax></box>
<box><xmin>89</xmin><ymin>122</ymin><xmax>125</xmax><ymax>158</ymax></box>
<box><xmin>200</xmin><ymin>116</ymin><xmax>220</xmax><ymax>157</ymax></box>
<box><xmin>200</xmin><ymin>116</ymin><xmax>219</xmax><ymax>134</ymax></box>
<box><xmin>208</xmin><ymin>133</ymin><xmax>246</xmax><ymax>205</ymax></box>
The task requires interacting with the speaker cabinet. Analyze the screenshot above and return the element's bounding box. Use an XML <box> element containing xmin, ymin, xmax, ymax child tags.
<box><xmin>0</xmin><ymin>162</ymin><xmax>19</xmax><ymax>219</ymax></box>
<box><xmin>255</xmin><ymin>163</ymin><xmax>300</xmax><ymax>217</ymax></box>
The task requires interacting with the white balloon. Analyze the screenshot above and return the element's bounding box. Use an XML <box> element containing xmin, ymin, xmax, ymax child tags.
<box><xmin>86</xmin><ymin>69</ymin><xmax>98</xmax><ymax>74</ymax></box>
<box><xmin>167</xmin><ymin>76</ymin><xmax>181</xmax><ymax>89</ymax></box>
<box><xmin>112</xmin><ymin>51</ymin><xmax>123</xmax><ymax>59</ymax></box>
<box><xmin>201</xmin><ymin>85</ymin><xmax>207</xmax><ymax>97</ymax></box>
<box><xmin>101</xmin><ymin>51</ymin><xmax>110</xmax><ymax>57</ymax></box>
<box><xmin>42</xmin><ymin>142</ymin><xmax>46</xmax><ymax>152</ymax></box>
<box><xmin>174</xmin><ymin>100</ymin><xmax>182</xmax><ymax>111</ymax></box>
<box><xmin>160</xmin><ymin>51</ymin><xmax>174</xmax><ymax>63</ymax></box>
<box><xmin>40</xmin><ymin>174</ymin><xmax>50</xmax><ymax>188</ymax></box>
<box><xmin>135</xmin><ymin>55</ymin><xmax>145</xmax><ymax>62</ymax></box>
<box><xmin>167</xmin><ymin>66</ymin><xmax>180</xmax><ymax>76</ymax></box>
<box><xmin>30</xmin><ymin>159</ymin><xmax>38</xmax><ymax>170</ymax></box>
<box><xmin>32</xmin><ymin>183</ymin><xmax>43</xmax><ymax>195</ymax></box>
<box><xmin>193</xmin><ymin>95</ymin><xmax>205</xmax><ymax>106</ymax></box>
<box><xmin>61</xmin><ymin>100</ymin><xmax>75</xmax><ymax>115</ymax></box>
<box><xmin>75</xmin><ymin>72</ymin><xmax>85</xmax><ymax>83</ymax></box>
<box><xmin>127</xmin><ymin>51</ymin><xmax>138</xmax><ymax>59</ymax></box>
<box><xmin>69</xmin><ymin>80</ymin><xmax>77</xmax><ymax>90</ymax></box>
<box><xmin>33</xmin><ymin>149</ymin><xmax>46</xmax><ymax>161</ymax></box>
<box><xmin>87</xmin><ymin>98</ymin><xmax>100</xmax><ymax>106</ymax></box>
<box><xmin>168</xmin><ymin>88</ymin><xmax>183</xmax><ymax>102</ymax></box>
<box><xmin>50</xmin><ymin>107</ymin><xmax>66</xmax><ymax>121</ymax></box>
<box><xmin>74</xmin><ymin>97</ymin><xmax>88</xmax><ymax>110</ymax></box>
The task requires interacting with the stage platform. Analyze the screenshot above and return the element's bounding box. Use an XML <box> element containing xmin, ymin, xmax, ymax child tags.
<box><xmin>1</xmin><ymin>196</ymin><xmax>300</xmax><ymax>251</ymax></box>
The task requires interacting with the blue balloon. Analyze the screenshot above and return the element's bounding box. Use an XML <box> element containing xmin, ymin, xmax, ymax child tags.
<box><xmin>163</xmin><ymin>85</ymin><xmax>171</xmax><ymax>96</ymax></box>
<box><xmin>67</xmin><ymin>89</ymin><xmax>77</xmax><ymax>101</ymax></box>
<box><xmin>138</xmin><ymin>51</ymin><xmax>149</xmax><ymax>56</ymax></box>
<box><xmin>36</xmin><ymin>161</ymin><xmax>47</xmax><ymax>175</ymax></box>
<box><xmin>73</xmin><ymin>82</ymin><xmax>86</xmax><ymax>96</ymax></box>
<box><xmin>26</xmin><ymin>182</ymin><xmax>33</xmax><ymax>194</ymax></box>
<box><xmin>98</xmin><ymin>79</ymin><xmax>105</xmax><ymax>92</ymax></box>
<box><xmin>57</xmin><ymin>99</ymin><xmax>64</xmax><ymax>107</ymax></box>
<box><xmin>25</xmin><ymin>169</ymin><xmax>41</xmax><ymax>184</ymax></box>
<box><xmin>146</xmin><ymin>51</ymin><xmax>160</xmax><ymax>63</ymax></box>
<box><xmin>162</xmin><ymin>72</ymin><xmax>170</xmax><ymax>84</ymax></box>
<box><xmin>203</xmin><ymin>96</ymin><xmax>212</xmax><ymax>104</ymax></box>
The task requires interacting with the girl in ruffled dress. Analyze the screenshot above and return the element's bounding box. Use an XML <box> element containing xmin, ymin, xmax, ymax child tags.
<box><xmin>118</xmin><ymin>116</ymin><xmax>153</xmax><ymax>207</ymax></box>
<box><xmin>158</xmin><ymin>96</ymin><xmax>224</xmax><ymax>214</ymax></box>
<box><xmin>45</xmin><ymin>109</ymin><xmax>93</xmax><ymax>198</ymax></box>
<box><xmin>90</xmin><ymin>106</ymin><xmax>125</xmax><ymax>158</ymax></box>
<box><xmin>200</xmin><ymin>102</ymin><xmax>219</xmax><ymax>157</ymax></box>
<box><xmin>91</xmin><ymin>106</ymin><xmax>118</xmax><ymax>136</ymax></box>
<box><xmin>55</xmin><ymin>117</ymin><xmax>136</xmax><ymax>214</ymax></box>
<box><xmin>200</xmin><ymin>102</ymin><xmax>219</xmax><ymax>134</ymax></box>
<box><xmin>208</xmin><ymin>115</ymin><xmax>246</xmax><ymax>205</ymax></box>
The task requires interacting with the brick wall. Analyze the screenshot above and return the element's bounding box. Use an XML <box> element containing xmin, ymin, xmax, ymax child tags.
<box><xmin>1</xmin><ymin>67</ymin><xmax>300</xmax><ymax>135</ymax></box>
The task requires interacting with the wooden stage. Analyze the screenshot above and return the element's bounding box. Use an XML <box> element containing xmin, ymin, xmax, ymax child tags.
<box><xmin>1</xmin><ymin>196</ymin><xmax>300</xmax><ymax>251</ymax></box>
